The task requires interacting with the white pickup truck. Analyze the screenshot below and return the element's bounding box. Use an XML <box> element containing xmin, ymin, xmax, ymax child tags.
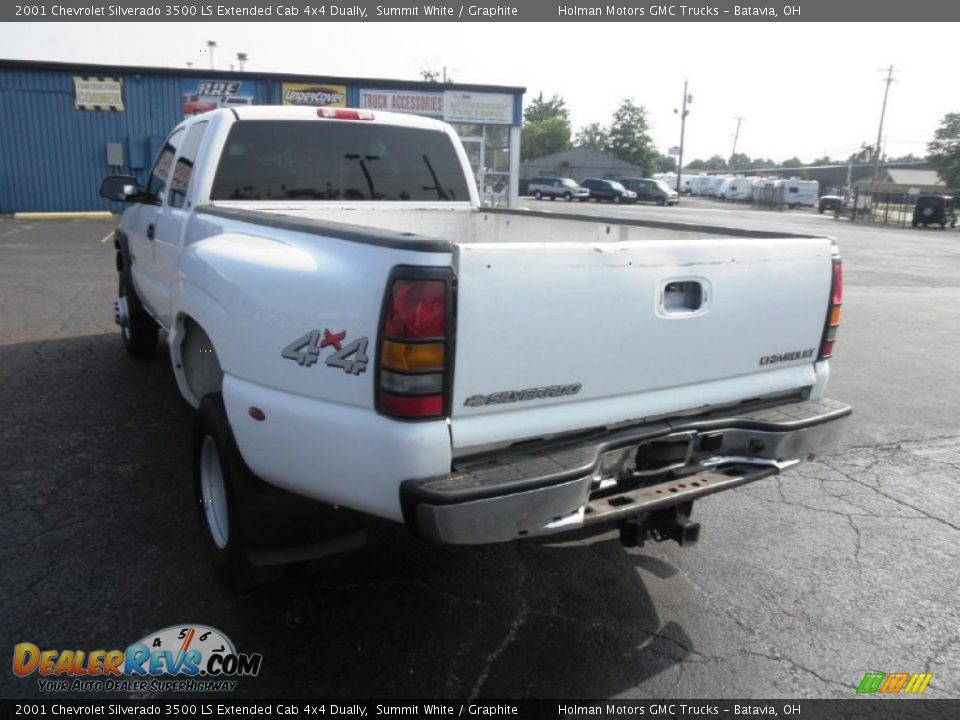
<box><xmin>100</xmin><ymin>106</ymin><xmax>850</xmax><ymax>587</ymax></box>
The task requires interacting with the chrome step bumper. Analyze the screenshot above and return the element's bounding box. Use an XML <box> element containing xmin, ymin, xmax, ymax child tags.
<box><xmin>400</xmin><ymin>398</ymin><xmax>852</xmax><ymax>545</ymax></box>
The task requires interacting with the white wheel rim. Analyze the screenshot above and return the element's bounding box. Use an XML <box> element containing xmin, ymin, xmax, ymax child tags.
<box><xmin>200</xmin><ymin>436</ymin><xmax>230</xmax><ymax>549</ymax></box>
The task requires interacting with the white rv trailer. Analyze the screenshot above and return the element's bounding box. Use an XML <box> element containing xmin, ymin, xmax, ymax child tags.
<box><xmin>725</xmin><ymin>177</ymin><xmax>758</xmax><ymax>202</ymax></box>
<box><xmin>780</xmin><ymin>179</ymin><xmax>820</xmax><ymax>208</ymax></box>
<box><xmin>716</xmin><ymin>177</ymin><xmax>737</xmax><ymax>200</ymax></box>
<box><xmin>705</xmin><ymin>175</ymin><xmax>731</xmax><ymax>198</ymax></box>
<box><xmin>691</xmin><ymin>175</ymin><xmax>714</xmax><ymax>196</ymax></box>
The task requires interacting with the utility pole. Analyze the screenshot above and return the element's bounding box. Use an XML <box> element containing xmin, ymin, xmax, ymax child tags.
<box><xmin>870</xmin><ymin>65</ymin><xmax>896</xmax><ymax>190</ymax></box>
<box><xmin>674</xmin><ymin>81</ymin><xmax>692</xmax><ymax>197</ymax></box>
<box><xmin>729</xmin><ymin>116</ymin><xmax>744</xmax><ymax>171</ymax></box>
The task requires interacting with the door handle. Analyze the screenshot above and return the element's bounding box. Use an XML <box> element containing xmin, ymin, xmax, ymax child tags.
<box><xmin>660</xmin><ymin>279</ymin><xmax>710</xmax><ymax>315</ymax></box>
<box><xmin>146</xmin><ymin>224</ymin><xmax>155</xmax><ymax>240</ymax></box>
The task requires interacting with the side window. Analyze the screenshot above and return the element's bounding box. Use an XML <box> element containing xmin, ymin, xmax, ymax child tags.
<box><xmin>146</xmin><ymin>129</ymin><xmax>185</xmax><ymax>204</ymax></box>
<box><xmin>169</xmin><ymin>122</ymin><xmax>209</xmax><ymax>209</ymax></box>
<box><xmin>788</xmin><ymin>187</ymin><xmax>799</xmax><ymax>194</ymax></box>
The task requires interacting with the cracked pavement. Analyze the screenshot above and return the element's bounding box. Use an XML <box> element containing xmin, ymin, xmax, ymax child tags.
<box><xmin>1</xmin><ymin>208</ymin><xmax>958</xmax><ymax>700</ymax></box>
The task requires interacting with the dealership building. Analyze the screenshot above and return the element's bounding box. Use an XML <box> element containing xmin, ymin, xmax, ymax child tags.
<box><xmin>0</xmin><ymin>59</ymin><xmax>525</xmax><ymax>213</ymax></box>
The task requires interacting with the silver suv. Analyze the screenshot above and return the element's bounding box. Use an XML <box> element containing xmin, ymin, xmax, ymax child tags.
<box><xmin>528</xmin><ymin>176</ymin><xmax>591</xmax><ymax>202</ymax></box>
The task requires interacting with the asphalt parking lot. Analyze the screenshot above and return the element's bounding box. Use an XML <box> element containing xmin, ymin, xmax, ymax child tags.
<box><xmin>1</xmin><ymin>203</ymin><xmax>959</xmax><ymax>700</ymax></box>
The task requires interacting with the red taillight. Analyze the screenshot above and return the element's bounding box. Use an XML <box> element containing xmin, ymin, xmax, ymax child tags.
<box><xmin>819</xmin><ymin>257</ymin><xmax>843</xmax><ymax>360</ymax></box>
<box><xmin>377</xmin><ymin>391</ymin><xmax>444</xmax><ymax>418</ymax></box>
<box><xmin>832</xmin><ymin>262</ymin><xmax>843</xmax><ymax>305</ymax></box>
<box><xmin>385</xmin><ymin>280</ymin><xmax>445</xmax><ymax>338</ymax></box>
<box><xmin>316</xmin><ymin>108</ymin><xmax>375</xmax><ymax>121</ymax></box>
<box><xmin>377</xmin><ymin>271</ymin><xmax>451</xmax><ymax>420</ymax></box>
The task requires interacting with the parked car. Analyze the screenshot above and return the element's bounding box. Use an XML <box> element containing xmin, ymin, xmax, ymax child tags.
<box><xmin>580</xmin><ymin>178</ymin><xmax>637</xmax><ymax>203</ymax></box>
<box><xmin>621</xmin><ymin>177</ymin><xmax>679</xmax><ymax>206</ymax></box>
<box><xmin>912</xmin><ymin>195</ymin><xmax>957</xmax><ymax>228</ymax></box>
<box><xmin>183</xmin><ymin>94</ymin><xmax>218</xmax><ymax>115</ymax></box>
<box><xmin>818</xmin><ymin>195</ymin><xmax>844</xmax><ymax>214</ymax></box>
<box><xmin>528</xmin><ymin>176</ymin><xmax>590</xmax><ymax>202</ymax></box>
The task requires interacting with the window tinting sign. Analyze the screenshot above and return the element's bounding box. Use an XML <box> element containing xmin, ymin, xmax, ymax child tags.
<box><xmin>73</xmin><ymin>77</ymin><xmax>124</xmax><ymax>111</ymax></box>
<box><xmin>443</xmin><ymin>91</ymin><xmax>513</xmax><ymax>125</ymax></box>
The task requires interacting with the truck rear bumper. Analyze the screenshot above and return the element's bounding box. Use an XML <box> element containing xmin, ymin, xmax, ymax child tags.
<box><xmin>400</xmin><ymin>398</ymin><xmax>852</xmax><ymax>545</ymax></box>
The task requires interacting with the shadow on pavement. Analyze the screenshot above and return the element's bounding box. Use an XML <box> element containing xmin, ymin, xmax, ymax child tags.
<box><xmin>1</xmin><ymin>332</ymin><xmax>696</xmax><ymax>699</ymax></box>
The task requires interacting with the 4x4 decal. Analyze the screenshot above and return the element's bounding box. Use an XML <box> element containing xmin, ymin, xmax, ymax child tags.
<box><xmin>281</xmin><ymin>329</ymin><xmax>369</xmax><ymax>375</ymax></box>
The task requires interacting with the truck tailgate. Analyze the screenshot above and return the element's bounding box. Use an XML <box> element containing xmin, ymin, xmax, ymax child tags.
<box><xmin>450</xmin><ymin>236</ymin><xmax>834</xmax><ymax>450</ymax></box>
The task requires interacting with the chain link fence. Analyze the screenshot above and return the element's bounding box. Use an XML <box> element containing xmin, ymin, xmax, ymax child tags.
<box><xmin>835</xmin><ymin>189</ymin><xmax>958</xmax><ymax>229</ymax></box>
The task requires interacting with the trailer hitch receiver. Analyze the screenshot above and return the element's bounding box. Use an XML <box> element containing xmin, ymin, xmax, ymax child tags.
<box><xmin>618</xmin><ymin>502</ymin><xmax>701</xmax><ymax>548</ymax></box>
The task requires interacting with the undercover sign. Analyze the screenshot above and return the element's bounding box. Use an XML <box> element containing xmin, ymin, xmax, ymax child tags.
<box><xmin>282</xmin><ymin>83</ymin><xmax>347</xmax><ymax>106</ymax></box>
<box><xmin>73</xmin><ymin>77</ymin><xmax>124</xmax><ymax>111</ymax></box>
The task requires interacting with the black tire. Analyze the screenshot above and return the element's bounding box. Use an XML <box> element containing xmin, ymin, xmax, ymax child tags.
<box><xmin>193</xmin><ymin>393</ymin><xmax>364</xmax><ymax>589</ymax></box>
<box><xmin>656</xmin><ymin>197</ymin><xmax>665</xmax><ymax>206</ymax></box>
<box><xmin>534</xmin><ymin>190</ymin><xmax>542</xmax><ymax>200</ymax></box>
<box><xmin>613</xmin><ymin>195</ymin><xmax>622</xmax><ymax>204</ymax></box>
<box><xmin>564</xmin><ymin>192</ymin><xmax>572</xmax><ymax>201</ymax></box>
<box><xmin>118</xmin><ymin>274</ymin><xmax>158</xmax><ymax>359</ymax></box>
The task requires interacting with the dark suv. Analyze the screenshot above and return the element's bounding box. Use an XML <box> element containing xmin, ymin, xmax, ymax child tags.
<box><xmin>912</xmin><ymin>195</ymin><xmax>957</xmax><ymax>228</ymax></box>
<box><xmin>580</xmin><ymin>178</ymin><xmax>637</xmax><ymax>204</ymax></box>
<box><xmin>620</xmin><ymin>177</ymin><xmax>679</xmax><ymax>206</ymax></box>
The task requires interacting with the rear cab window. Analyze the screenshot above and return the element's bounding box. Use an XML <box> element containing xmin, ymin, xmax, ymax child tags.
<box><xmin>211</xmin><ymin>120</ymin><xmax>471</xmax><ymax>202</ymax></box>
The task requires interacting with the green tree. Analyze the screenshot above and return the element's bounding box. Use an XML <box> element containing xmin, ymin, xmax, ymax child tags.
<box><xmin>927</xmin><ymin>113</ymin><xmax>960</xmax><ymax>190</ymax></box>
<box><xmin>729</xmin><ymin>152</ymin><xmax>752</xmax><ymax>171</ymax></box>
<box><xmin>575</xmin><ymin>122</ymin><xmax>609</xmax><ymax>151</ymax></box>
<box><xmin>748</xmin><ymin>158</ymin><xmax>776</xmax><ymax>170</ymax></box>
<box><xmin>522</xmin><ymin>118</ymin><xmax>573</xmax><ymax>161</ymax></box>
<box><xmin>780</xmin><ymin>156</ymin><xmax>803</xmax><ymax>169</ymax></box>
<box><xmin>887</xmin><ymin>153</ymin><xmax>925</xmax><ymax>163</ymax></box>
<box><xmin>521</xmin><ymin>92</ymin><xmax>572</xmax><ymax>160</ymax></box>
<box><xmin>656</xmin><ymin>154</ymin><xmax>678</xmax><ymax>173</ymax></box>
<box><xmin>605</xmin><ymin>98</ymin><xmax>657</xmax><ymax>175</ymax></box>
<box><xmin>524</xmin><ymin>92</ymin><xmax>569</xmax><ymax>124</ymax></box>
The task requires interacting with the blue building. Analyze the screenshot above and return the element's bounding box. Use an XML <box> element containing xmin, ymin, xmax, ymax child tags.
<box><xmin>0</xmin><ymin>59</ymin><xmax>524</xmax><ymax>213</ymax></box>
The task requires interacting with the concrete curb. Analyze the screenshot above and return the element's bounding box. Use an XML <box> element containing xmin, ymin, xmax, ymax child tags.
<box><xmin>13</xmin><ymin>212</ymin><xmax>115</xmax><ymax>220</ymax></box>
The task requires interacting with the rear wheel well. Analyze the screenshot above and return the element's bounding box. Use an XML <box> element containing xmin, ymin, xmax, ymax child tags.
<box><xmin>177</xmin><ymin>317</ymin><xmax>224</xmax><ymax>406</ymax></box>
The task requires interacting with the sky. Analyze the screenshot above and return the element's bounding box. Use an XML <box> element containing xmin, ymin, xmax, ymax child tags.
<box><xmin>1</xmin><ymin>22</ymin><xmax>953</xmax><ymax>164</ymax></box>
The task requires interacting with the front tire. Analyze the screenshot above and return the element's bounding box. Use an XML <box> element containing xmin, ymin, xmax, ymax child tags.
<box><xmin>564</xmin><ymin>192</ymin><xmax>572</xmax><ymax>201</ymax></box>
<box><xmin>534</xmin><ymin>190</ymin><xmax>542</xmax><ymax>200</ymax></box>
<box><xmin>118</xmin><ymin>275</ymin><xmax>158</xmax><ymax>359</ymax></box>
<box><xmin>613</xmin><ymin>195</ymin><xmax>621</xmax><ymax>204</ymax></box>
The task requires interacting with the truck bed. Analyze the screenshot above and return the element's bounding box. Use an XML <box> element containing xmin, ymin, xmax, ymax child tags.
<box><xmin>198</xmin><ymin>203</ymin><xmax>835</xmax><ymax>454</ymax></box>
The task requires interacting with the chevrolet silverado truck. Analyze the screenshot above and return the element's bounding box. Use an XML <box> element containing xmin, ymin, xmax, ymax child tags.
<box><xmin>100</xmin><ymin>106</ymin><xmax>851</xmax><ymax>587</ymax></box>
